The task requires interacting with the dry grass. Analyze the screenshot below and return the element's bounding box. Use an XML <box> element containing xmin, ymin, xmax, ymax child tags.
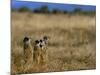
<box><xmin>11</xmin><ymin>12</ymin><xmax>96</xmax><ymax>75</ymax></box>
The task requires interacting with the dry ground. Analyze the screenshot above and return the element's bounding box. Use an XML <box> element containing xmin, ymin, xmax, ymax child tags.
<box><xmin>11</xmin><ymin>12</ymin><xmax>96</xmax><ymax>75</ymax></box>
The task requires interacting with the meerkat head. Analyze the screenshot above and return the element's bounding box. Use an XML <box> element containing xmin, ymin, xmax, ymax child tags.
<box><xmin>34</xmin><ymin>39</ymin><xmax>45</xmax><ymax>49</ymax></box>
<box><xmin>23</xmin><ymin>36</ymin><xmax>32</xmax><ymax>49</ymax></box>
<box><xmin>34</xmin><ymin>40</ymin><xmax>40</xmax><ymax>47</ymax></box>
<box><xmin>23</xmin><ymin>36</ymin><xmax>31</xmax><ymax>45</ymax></box>
<box><xmin>43</xmin><ymin>36</ymin><xmax>49</xmax><ymax>44</ymax></box>
<box><xmin>43</xmin><ymin>36</ymin><xmax>48</xmax><ymax>41</ymax></box>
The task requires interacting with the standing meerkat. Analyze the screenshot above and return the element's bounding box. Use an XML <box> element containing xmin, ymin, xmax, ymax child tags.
<box><xmin>33</xmin><ymin>40</ymin><xmax>41</xmax><ymax>64</ymax></box>
<box><xmin>23</xmin><ymin>36</ymin><xmax>33</xmax><ymax>65</ymax></box>
<box><xmin>40</xmin><ymin>36</ymin><xmax>49</xmax><ymax>64</ymax></box>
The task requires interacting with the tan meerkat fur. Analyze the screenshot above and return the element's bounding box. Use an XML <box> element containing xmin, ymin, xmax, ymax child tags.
<box><xmin>34</xmin><ymin>45</ymin><xmax>48</xmax><ymax>65</ymax></box>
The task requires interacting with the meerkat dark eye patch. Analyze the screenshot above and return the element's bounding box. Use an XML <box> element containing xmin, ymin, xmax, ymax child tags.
<box><xmin>35</xmin><ymin>40</ymin><xmax>39</xmax><ymax>44</ymax></box>
<box><xmin>23</xmin><ymin>37</ymin><xmax>29</xmax><ymax>42</ymax></box>
<box><xmin>40</xmin><ymin>39</ymin><xmax>43</xmax><ymax>43</ymax></box>
<box><xmin>40</xmin><ymin>44</ymin><xmax>43</xmax><ymax>48</ymax></box>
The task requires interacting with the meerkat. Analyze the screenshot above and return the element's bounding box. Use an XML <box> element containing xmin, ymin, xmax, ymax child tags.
<box><xmin>33</xmin><ymin>40</ymin><xmax>42</xmax><ymax>64</ymax></box>
<box><xmin>23</xmin><ymin>36</ymin><xmax>33</xmax><ymax>65</ymax></box>
<box><xmin>39</xmin><ymin>36</ymin><xmax>48</xmax><ymax>64</ymax></box>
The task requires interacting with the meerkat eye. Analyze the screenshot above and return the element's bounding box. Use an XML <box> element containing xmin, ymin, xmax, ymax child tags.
<box><xmin>40</xmin><ymin>44</ymin><xmax>42</xmax><ymax>48</ymax></box>
<box><xmin>40</xmin><ymin>39</ymin><xmax>43</xmax><ymax>43</ymax></box>
<box><xmin>35</xmin><ymin>40</ymin><xmax>39</xmax><ymax>44</ymax></box>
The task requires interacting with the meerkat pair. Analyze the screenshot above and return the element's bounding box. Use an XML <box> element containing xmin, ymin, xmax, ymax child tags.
<box><xmin>23</xmin><ymin>36</ymin><xmax>48</xmax><ymax>65</ymax></box>
<box><xmin>33</xmin><ymin>36</ymin><xmax>48</xmax><ymax>64</ymax></box>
